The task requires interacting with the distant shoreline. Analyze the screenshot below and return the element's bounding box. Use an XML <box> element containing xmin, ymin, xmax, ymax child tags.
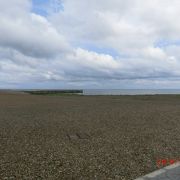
<box><xmin>1</xmin><ymin>89</ymin><xmax>180</xmax><ymax>96</ymax></box>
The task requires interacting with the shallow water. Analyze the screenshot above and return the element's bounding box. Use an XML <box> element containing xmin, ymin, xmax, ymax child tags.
<box><xmin>83</xmin><ymin>89</ymin><xmax>180</xmax><ymax>95</ymax></box>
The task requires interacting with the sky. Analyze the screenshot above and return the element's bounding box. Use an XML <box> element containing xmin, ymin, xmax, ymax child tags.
<box><xmin>1</xmin><ymin>0</ymin><xmax>180</xmax><ymax>89</ymax></box>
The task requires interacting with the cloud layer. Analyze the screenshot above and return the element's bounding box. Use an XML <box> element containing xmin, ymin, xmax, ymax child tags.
<box><xmin>1</xmin><ymin>0</ymin><xmax>180</xmax><ymax>88</ymax></box>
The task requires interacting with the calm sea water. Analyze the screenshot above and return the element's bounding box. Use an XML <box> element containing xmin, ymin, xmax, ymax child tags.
<box><xmin>83</xmin><ymin>89</ymin><xmax>180</xmax><ymax>95</ymax></box>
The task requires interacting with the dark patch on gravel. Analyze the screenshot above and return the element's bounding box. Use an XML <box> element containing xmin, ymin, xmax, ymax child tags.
<box><xmin>67</xmin><ymin>133</ymin><xmax>90</xmax><ymax>141</ymax></box>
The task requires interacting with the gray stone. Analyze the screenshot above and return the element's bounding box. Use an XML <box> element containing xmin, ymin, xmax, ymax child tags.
<box><xmin>67</xmin><ymin>134</ymin><xmax>79</xmax><ymax>141</ymax></box>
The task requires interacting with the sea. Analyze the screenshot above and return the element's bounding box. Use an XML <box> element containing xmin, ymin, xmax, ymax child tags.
<box><xmin>83</xmin><ymin>89</ymin><xmax>180</xmax><ymax>95</ymax></box>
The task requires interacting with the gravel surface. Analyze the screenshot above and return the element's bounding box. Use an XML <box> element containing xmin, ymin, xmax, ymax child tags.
<box><xmin>0</xmin><ymin>94</ymin><xmax>180</xmax><ymax>179</ymax></box>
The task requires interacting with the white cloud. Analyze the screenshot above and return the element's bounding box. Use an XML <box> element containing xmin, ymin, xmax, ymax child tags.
<box><xmin>0</xmin><ymin>0</ymin><xmax>69</xmax><ymax>57</ymax></box>
<box><xmin>1</xmin><ymin>0</ymin><xmax>180</xmax><ymax>88</ymax></box>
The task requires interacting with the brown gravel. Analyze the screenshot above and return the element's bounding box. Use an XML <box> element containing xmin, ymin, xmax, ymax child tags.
<box><xmin>0</xmin><ymin>94</ymin><xmax>180</xmax><ymax>179</ymax></box>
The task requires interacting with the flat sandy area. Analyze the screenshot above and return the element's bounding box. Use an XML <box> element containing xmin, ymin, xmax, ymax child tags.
<box><xmin>0</xmin><ymin>94</ymin><xmax>180</xmax><ymax>179</ymax></box>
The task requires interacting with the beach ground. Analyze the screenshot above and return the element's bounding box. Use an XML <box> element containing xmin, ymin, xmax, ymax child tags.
<box><xmin>0</xmin><ymin>93</ymin><xmax>180</xmax><ymax>179</ymax></box>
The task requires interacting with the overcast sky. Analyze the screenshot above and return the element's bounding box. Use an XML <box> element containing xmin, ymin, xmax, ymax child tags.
<box><xmin>1</xmin><ymin>0</ymin><xmax>180</xmax><ymax>89</ymax></box>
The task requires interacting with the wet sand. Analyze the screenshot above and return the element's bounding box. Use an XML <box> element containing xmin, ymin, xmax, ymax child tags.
<box><xmin>0</xmin><ymin>94</ymin><xmax>180</xmax><ymax>179</ymax></box>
